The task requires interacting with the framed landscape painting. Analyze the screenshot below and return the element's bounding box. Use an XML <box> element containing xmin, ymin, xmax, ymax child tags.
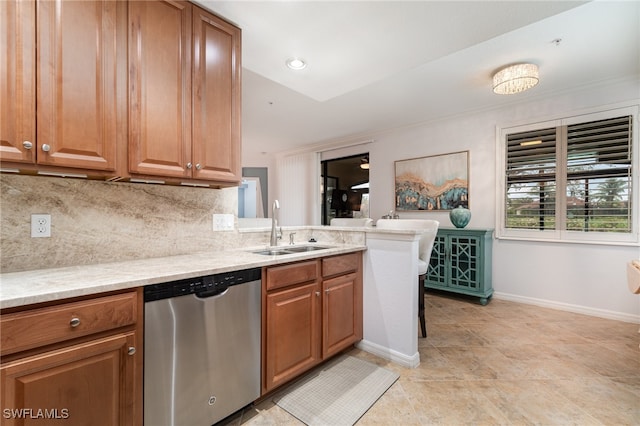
<box><xmin>395</xmin><ymin>150</ymin><xmax>469</xmax><ymax>211</ymax></box>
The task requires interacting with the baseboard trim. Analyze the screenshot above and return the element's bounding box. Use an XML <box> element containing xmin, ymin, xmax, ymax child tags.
<box><xmin>355</xmin><ymin>340</ymin><xmax>420</xmax><ymax>368</ymax></box>
<box><xmin>493</xmin><ymin>291</ymin><xmax>640</xmax><ymax>324</ymax></box>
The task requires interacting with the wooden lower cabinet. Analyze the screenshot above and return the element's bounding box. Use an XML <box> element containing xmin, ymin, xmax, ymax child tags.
<box><xmin>1</xmin><ymin>333</ymin><xmax>136</xmax><ymax>425</ymax></box>
<box><xmin>322</xmin><ymin>272</ymin><xmax>358</xmax><ymax>358</ymax></box>
<box><xmin>262</xmin><ymin>252</ymin><xmax>363</xmax><ymax>394</ymax></box>
<box><xmin>0</xmin><ymin>289</ymin><xmax>142</xmax><ymax>425</ymax></box>
<box><xmin>264</xmin><ymin>281</ymin><xmax>321</xmax><ymax>392</ymax></box>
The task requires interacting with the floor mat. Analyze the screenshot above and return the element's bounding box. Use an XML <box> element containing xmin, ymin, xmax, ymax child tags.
<box><xmin>273</xmin><ymin>355</ymin><xmax>399</xmax><ymax>425</ymax></box>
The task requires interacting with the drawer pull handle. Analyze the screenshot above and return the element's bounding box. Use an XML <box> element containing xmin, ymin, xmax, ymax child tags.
<box><xmin>128</xmin><ymin>346</ymin><xmax>136</xmax><ymax>356</ymax></box>
<box><xmin>69</xmin><ymin>317</ymin><xmax>81</xmax><ymax>328</ymax></box>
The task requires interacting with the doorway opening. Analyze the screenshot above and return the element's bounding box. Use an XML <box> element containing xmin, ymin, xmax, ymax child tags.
<box><xmin>321</xmin><ymin>153</ymin><xmax>369</xmax><ymax>225</ymax></box>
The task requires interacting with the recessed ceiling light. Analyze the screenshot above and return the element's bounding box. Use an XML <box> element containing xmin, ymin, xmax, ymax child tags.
<box><xmin>286</xmin><ymin>57</ymin><xmax>307</xmax><ymax>70</ymax></box>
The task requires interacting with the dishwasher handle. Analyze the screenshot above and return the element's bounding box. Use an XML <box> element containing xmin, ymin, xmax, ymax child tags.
<box><xmin>195</xmin><ymin>286</ymin><xmax>229</xmax><ymax>299</ymax></box>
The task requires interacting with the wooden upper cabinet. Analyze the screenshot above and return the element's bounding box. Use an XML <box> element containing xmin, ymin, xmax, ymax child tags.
<box><xmin>128</xmin><ymin>0</ymin><xmax>192</xmax><ymax>179</ymax></box>
<box><xmin>192</xmin><ymin>7</ymin><xmax>241</xmax><ymax>183</ymax></box>
<box><xmin>2</xmin><ymin>0</ymin><xmax>240</xmax><ymax>184</ymax></box>
<box><xmin>38</xmin><ymin>0</ymin><xmax>119</xmax><ymax>171</ymax></box>
<box><xmin>129</xmin><ymin>1</ymin><xmax>241</xmax><ymax>183</ymax></box>
<box><xmin>0</xmin><ymin>0</ymin><xmax>36</xmax><ymax>164</ymax></box>
<box><xmin>1</xmin><ymin>0</ymin><xmax>119</xmax><ymax>171</ymax></box>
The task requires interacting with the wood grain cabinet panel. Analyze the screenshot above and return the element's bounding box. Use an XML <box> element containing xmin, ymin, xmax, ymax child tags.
<box><xmin>322</xmin><ymin>272</ymin><xmax>358</xmax><ymax>358</ymax></box>
<box><xmin>1</xmin><ymin>0</ymin><xmax>120</xmax><ymax>172</ymax></box>
<box><xmin>129</xmin><ymin>1</ymin><xmax>241</xmax><ymax>183</ymax></box>
<box><xmin>1</xmin><ymin>332</ymin><xmax>136</xmax><ymax>426</ymax></box>
<box><xmin>262</xmin><ymin>253</ymin><xmax>363</xmax><ymax>394</ymax></box>
<box><xmin>0</xmin><ymin>289</ymin><xmax>143</xmax><ymax>426</ymax></box>
<box><xmin>128</xmin><ymin>0</ymin><xmax>192</xmax><ymax>178</ymax></box>
<box><xmin>36</xmin><ymin>0</ymin><xmax>119</xmax><ymax>171</ymax></box>
<box><xmin>0</xmin><ymin>0</ymin><xmax>36</xmax><ymax>164</ymax></box>
<box><xmin>0</xmin><ymin>292</ymin><xmax>137</xmax><ymax>356</ymax></box>
<box><xmin>263</xmin><ymin>282</ymin><xmax>321</xmax><ymax>392</ymax></box>
<box><xmin>322</xmin><ymin>252</ymin><xmax>358</xmax><ymax>277</ymax></box>
<box><xmin>192</xmin><ymin>7</ymin><xmax>241</xmax><ymax>183</ymax></box>
<box><xmin>265</xmin><ymin>260</ymin><xmax>319</xmax><ymax>291</ymax></box>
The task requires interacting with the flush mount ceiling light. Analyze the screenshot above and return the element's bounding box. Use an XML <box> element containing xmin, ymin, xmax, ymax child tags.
<box><xmin>286</xmin><ymin>57</ymin><xmax>307</xmax><ymax>70</ymax></box>
<box><xmin>492</xmin><ymin>63</ymin><xmax>539</xmax><ymax>95</ymax></box>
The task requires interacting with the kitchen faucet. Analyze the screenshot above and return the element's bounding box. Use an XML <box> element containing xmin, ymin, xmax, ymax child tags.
<box><xmin>270</xmin><ymin>200</ymin><xmax>281</xmax><ymax>246</ymax></box>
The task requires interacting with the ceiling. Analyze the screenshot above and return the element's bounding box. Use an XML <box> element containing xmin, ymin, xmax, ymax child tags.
<box><xmin>197</xmin><ymin>1</ymin><xmax>640</xmax><ymax>155</ymax></box>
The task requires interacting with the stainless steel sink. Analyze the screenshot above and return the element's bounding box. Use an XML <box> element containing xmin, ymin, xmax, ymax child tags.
<box><xmin>251</xmin><ymin>248</ymin><xmax>293</xmax><ymax>256</ymax></box>
<box><xmin>250</xmin><ymin>245</ymin><xmax>332</xmax><ymax>256</ymax></box>
<box><xmin>284</xmin><ymin>245</ymin><xmax>332</xmax><ymax>253</ymax></box>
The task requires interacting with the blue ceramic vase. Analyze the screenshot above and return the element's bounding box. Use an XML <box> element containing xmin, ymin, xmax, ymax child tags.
<box><xmin>449</xmin><ymin>206</ymin><xmax>471</xmax><ymax>228</ymax></box>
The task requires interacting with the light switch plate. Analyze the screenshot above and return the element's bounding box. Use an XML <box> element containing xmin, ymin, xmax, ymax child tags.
<box><xmin>213</xmin><ymin>214</ymin><xmax>234</xmax><ymax>231</ymax></box>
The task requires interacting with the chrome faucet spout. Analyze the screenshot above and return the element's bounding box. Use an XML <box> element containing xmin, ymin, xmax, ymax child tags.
<box><xmin>270</xmin><ymin>200</ymin><xmax>281</xmax><ymax>246</ymax></box>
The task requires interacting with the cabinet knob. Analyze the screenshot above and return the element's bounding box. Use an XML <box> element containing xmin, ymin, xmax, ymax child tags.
<box><xmin>22</xmin><ymin>141</ymin><xmax>33</xmax><ymax>150</ymax></box>
<box><xmin>325</xmin><ymin>289</ymin><xmax>330</xmax><ymax>294</ymax></box>
<box><xmin>41</xmin><ymin>144</ymin><xmax>51</xmax><ymax>152</ymax></box>
<box><xmin>186</xmin><ymin>162</ymin><xmax>193</xmax><ymax>169</ymax></box>
<box><xmin>315</xmin><ymin>291</ymin><xmax>320</xmax><ymax>297</ymax></box>
<box><xmin>195</xmin><ymin>163</ymin><xmax>202</xmax><ymax>170</ymax></box>
<box><xmin>127</xmin><ymin>346</ymin><xmax>136</xmax><ymax>356</ymax></box>
<box><xmin>69</xmin><ymin>317</ymin><xmax>81</xmax><ymax>328</ymax></box>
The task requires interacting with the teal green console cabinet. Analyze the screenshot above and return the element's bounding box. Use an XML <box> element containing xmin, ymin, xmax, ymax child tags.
<box><xmin>425</xmin><ymin>228</ymin><xmax>493</xmax><ymax>305</ymax></box>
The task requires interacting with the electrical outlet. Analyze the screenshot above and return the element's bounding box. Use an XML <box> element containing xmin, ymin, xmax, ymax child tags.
<box><xmin>31</xmin><ymin>214</ymin><xmax>51</xmax><ymax>238</ymax></box>
<box><xmin>212</xmin><ymin>214</ymin><xmax>234</xmax><ymax>231</ymax></box>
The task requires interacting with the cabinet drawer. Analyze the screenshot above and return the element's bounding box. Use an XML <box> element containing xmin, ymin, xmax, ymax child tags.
<box><xmin>1</xmin><ymin>292</ymin><xmax>137</xmax><ymax>356</ymax></box>
<box><xmin>322</xmin><ymin>253</ymin><xmax>359</xmax><ymax>278</ymax></box>
<box><xmin>266</xmin><ymin>260</ymin><xmax>319</xmax><ymax>291</ymax></box>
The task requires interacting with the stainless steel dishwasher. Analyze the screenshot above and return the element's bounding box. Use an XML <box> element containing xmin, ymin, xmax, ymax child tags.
<box><xmin>144</xmin><ymin>268</ymin><xmax>261</xmax><ymax>426</ymax></box>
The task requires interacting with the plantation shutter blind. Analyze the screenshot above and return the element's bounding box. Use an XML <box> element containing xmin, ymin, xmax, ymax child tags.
<box><xmin>505</xmin><ymin>127</ymin><xmax>557</xmax><ymax>230</ymax></box>
<box><xmin>565</xmin><ymin>115</ymin><xmax>632</xmax><ymax>232</ymax></box>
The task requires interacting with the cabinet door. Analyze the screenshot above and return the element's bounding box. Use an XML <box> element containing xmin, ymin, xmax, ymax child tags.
<box><xmin>0</xmin><ymin>0</ymin><xmax>35</xmax><ymax>164</ymax></box>
<box><xmin>322</xmin><ymin>272</ymin><xmax>358</xmax><ymax>358</ymax></box>
<box><xmin>448</xmin><ymin>234</ymin><xmax>481</xmax><ymax>291</ymax></box>
<box><xmin>1</xmin><ymin>332</ymin><xmax>136</xmax><ymax>426</ymax></box>
<box><xmin>192</xmin><ymin>7</ymin><xmax>241</xmax><ymax>183</ymax></box>
<box><xmin>264</xmin><ymin>282</ymin><xmax>320</xmax><ymax>392</ymax></box>
<box><xmin>36</xmin><ymin>0</ymin><xmax>118</xmax><ymax>171</ymax></box>
<box><xmin>129</xmin><ymin>0</ymin><xmax>192</xmax><ymax>178</ymax></box>
<box><xmin>426</xmin><ymin>234</ymin><xmax>447</xmax><ymax>288</ymax></box>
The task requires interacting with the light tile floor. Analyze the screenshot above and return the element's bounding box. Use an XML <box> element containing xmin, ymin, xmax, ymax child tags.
<box><xmin>223</xmin><ymin>292</ymin><xmax>640</xmax><ymax>425</ymax></box>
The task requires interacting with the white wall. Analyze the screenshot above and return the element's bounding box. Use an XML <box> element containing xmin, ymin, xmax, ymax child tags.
<box><xmin>366</xmin><ymin>77</ymin><xmax>640</xmax><ymax>321</ymax></box>
<box><xmin>258</xmin><ymin>77</ymin><xmax>640</xmax><ymax>321</ymax></box>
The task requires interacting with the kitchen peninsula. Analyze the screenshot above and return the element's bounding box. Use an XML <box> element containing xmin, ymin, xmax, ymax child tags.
<box><xmin>0</xmin><ymin>233</ymin><xmax>366</xmax><ymax>426</ymax></box>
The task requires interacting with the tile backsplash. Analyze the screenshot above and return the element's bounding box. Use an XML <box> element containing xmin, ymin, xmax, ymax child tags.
<box><xmin>0</xmin><ymin>174</ymin><xmax>240</xmax><ymax>272</ymax></box>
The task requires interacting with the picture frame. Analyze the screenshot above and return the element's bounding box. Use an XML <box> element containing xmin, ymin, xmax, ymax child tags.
<box><xmin>394</xmin><ymin>150</ymin><xmax>469</xmax><ymax>211</ymax></box>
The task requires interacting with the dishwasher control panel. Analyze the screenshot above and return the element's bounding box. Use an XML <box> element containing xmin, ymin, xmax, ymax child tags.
<box><xmin>144</xmin><ymin>267</ymin><xmax>261</xmax><ymax>302</ymax></box>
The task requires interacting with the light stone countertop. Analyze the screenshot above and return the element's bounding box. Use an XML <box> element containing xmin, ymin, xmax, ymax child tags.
<box><xmin>0</xmin><ymin>244</ymin><xmax>366</xmax><ymax>309</ymax></box>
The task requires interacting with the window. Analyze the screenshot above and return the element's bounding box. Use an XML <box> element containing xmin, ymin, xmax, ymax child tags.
<box><xmin>498</xmin><ymin>106</ymin><xmax>638</xmax><ymax>244</ymax></box>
